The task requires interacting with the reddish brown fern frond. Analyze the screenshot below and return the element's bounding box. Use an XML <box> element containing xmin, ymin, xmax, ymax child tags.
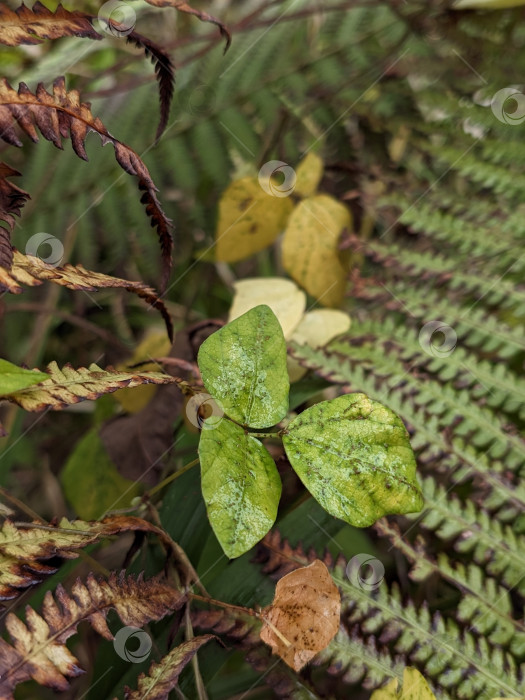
<box><xmin>0</xmin><ymin>2</ymin><xmax>100</xmax><ymax>45</ymax></box>
<box><xmin>0</xmin><ymin>515</ymin><xmax>196</xmax><ymax>603</ymax></box>
<box><xmin>0</xmin><ymin>163</ymin><xmax>30</xmax><ymax>273</ymax></box>
<box><xmin>0</xmin><ymin>572</ymin><xmax>185</xmax><ymax>699</ymax></box>
<box><xmin>0</xmin><ymin>2</ymin><xmax>175</xmax><ymax>140</ymax></box>
<box><xmin>254</xmin><ymin>530</ymin><xmax>332</xmax><ymax>580</ymax></box>
<box><xmin>123</xmin><ymin>635</ymin><xmax>219</xmax><ymax>700</ymax></box>
<box><xmin>191</xmin><ymin>608</ymin><xmax>260</xmax><ymax>647</ymax></box>
<box><xmin>126</xmin><ymin>31</ymin><xmax>175</xmax><ymax>142</ymax></box>
<box><xmin>0</xmin><ymin>250</ymin><xmax>173</xmax><ymax>339</ymax></box>
<box><xmin>0</xmin><ymin>76</ymin><xmax>173</xmax><ymax>286</ymax></box>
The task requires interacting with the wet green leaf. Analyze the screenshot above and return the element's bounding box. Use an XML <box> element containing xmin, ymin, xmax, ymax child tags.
<box><xmin>198</xmin><ymin>305</ymin><xmax>289</xmax><ymax>428</ymax></box>
<box><xmin>0</xmin><ymin>359</ymin><xmax>48</xmax><ymax>396</ymax></box>
<box><xmin>282</xmin><ymin>393</ymin><xmax>424</xmax><ymax>527</ymax></box>
<box><xmin>199</xmin><ymin>418</ymin><xmax>282</xmax><ymax>558</ymax></box>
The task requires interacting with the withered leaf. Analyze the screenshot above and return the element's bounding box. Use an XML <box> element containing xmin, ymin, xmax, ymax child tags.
<box><xmin>0</xmin><ymin>2</ymin><xmax>101</xmax><ymax>46</ymax></box>
<box><xmin>123</xmin><ymin>635</ymin><xmax>218</xmax><ymax>700</ymax></box>
<box><xmin>0</xmin><ymin>572</ymin><xmax>184</xmax><ymax>700</ymax></box>
<box><xmin>0</xmin><ymin>77</ymin><xmax>172</xmax><ymax>286</ymax></box>
<box><xmin>1</xmin><ymin>361</ymin><xmax>184</xmax><ymax>411</ymax></box>
<box><xmin>1</xmin><ymin>250</ymin><xmax>172</xmax><ymax>340</ymax></box>
<box><xmin>0</xmin><ymin>162</ymin><xmax>30</xmax><ymax>272</ymax></box>
<box><xmin>0</xmin><ymin>514</ymin><xmax>199</xmax><ymax>602</ymax></box>
<box><xmin>260</xmin><ymin>559</ymin><xmax>340</xmax><ymax>671</ymax></box>
<box><xmin>125</xmin><ymin>31</ymin><xmax>174</xmax><ymax>142</ymax></box>
<box><xmin>0</xmin><ymin>2</ymin><xmax>174</xmax><ymax>141</ymax></box>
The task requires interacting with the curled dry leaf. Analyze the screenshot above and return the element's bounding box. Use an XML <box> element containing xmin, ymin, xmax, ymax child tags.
<box><xmin>259</xmin><ymin>559</ymin><xmax>341</xmax><ymax>671</ymax></box>
<box><xmin>0</xmin><ymin>572</ymin><xmax>185</xmax><ymax>700</ymax></box>
<box><xmin>1</xmin><ymin>250</ymin><xmax>173</xmax><ymax>339</ymax></box>
<box><xmin>0</xmin><ymin>2</ymin><xmax>174</xmax><ymax>141</ymax></box>
<box><xmin>123</xmin><ymin>635</ymin><xmax>218</xmax><ymax>700</ymax></box>
<box><xmin>0</xmin><ymin>77</ymin><xmax>172</xmax><ymax>286</ymax></box>
<box><xmin>1</xmin><ymin>361</ymin><xmax>184</xmax><ymax>412</ymax></box>
<box><xmin>0</xmin><ymin>514</ymin><xmax>195</xmax><ymax>601</ymax></box>
<box><xmin>0</xmin><ymin>2</ymin><xmax>101</xmax><ymax>46</ymax></box>
<box><xmin>0</xmin><ymin>162</ymin><xmax>29</xmax><ymax>271</ymax></box>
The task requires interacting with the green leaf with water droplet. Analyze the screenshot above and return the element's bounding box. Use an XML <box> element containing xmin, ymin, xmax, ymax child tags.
<box><xmin>199</xmin><ymin>418</ymin><xmax>282</xmax><ymax>558</ymax></box>
<box><xmin>0</xmin><ymin>359</ymin><xmax>48</xmax><ymax>396</ymax></box>
<box><xmin>282</xmin><ymin>393</ymin><xmax>423</xmax><ymax>527</ymax></box>
<box><xmin>198</xmin><ymin>305</ymin><xmax>289</xmax><ymax>429</ymax></box>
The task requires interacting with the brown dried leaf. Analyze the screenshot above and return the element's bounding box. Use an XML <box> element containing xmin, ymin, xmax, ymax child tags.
<box><xmin>0</xmin><ymin>572</ymin><xmax>184</xmax><ymax>700</ymax></box>
<box><xmin>1</xmin><ymin>361</ymin><xmax>184</xmax><ymax>411</ymax></box>
<box><xmin>2</xmin><ymin>250</ymin><xmax>172</xmax><ymax>340</ymax></box>
<box><xmin>0</xmin><ymin>3</ymin><xmax>174</xmax><ymax>140</ymax></box>
<box><xmin>0</xmin><ymin>162</ymin><xmax>30</xmax><ymax>276</ymax></box>
<box><xmin>123</xmin><ymin>635</ymin><xmax>218</xmax><ymax>700</ymax></box>
<box><xmin>0</xmin><ymin>514</ymin><xmax>199</xmax><ymax>602</ymax></box>
<box><xmin>125</xmin><ymin>31</ymin><xmax>175</xmax><ymax>142</ymax></box>
<box><xmin>260</xmin><ymin>560</ymin><xmax>341</xmax><ymax>671</ymax></box>
<box><xmin>143</xmin><ymin>0</ymin><xmax>231</xmax><ymax>51</ymax></box>
<box><xmin>0</xmin><ymin>2</ymin><xmax>100</xmax><ymax>45</ymax></box>
<box><xmin>0</xmin><ymin>77</ymin><xmax>172</xmax><ymax>286</ymax></box>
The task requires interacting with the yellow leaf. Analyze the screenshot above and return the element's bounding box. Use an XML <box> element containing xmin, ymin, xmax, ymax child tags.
<box><xmin>294</xmin><ymin>152</ymin><xmax>324</xmax><ymax>198</ymax></box>
<box><xmin>388</xmin><ymin>125</ymin><xmax>411</xmax><ymax>164</ymax></box>
<box><xmin>288</xmin><ymin>309</ymin><xmax>351</xmax><ymax>382</ymax></box>
<box><xmin>216</xmin><ymin>177</ymin><xmax>293</xmax><ymax>263</ymax></box>
<box><xmin>371</xmin><ymin>669</ymin><xmax>436</xmax><ymax>699</ymax></box>
<box><xmin>114</xmin><ymin>330</ymin><xmax>172</xmax><ymax>413</ymax></box>
<box><xmin>228</xmin><ymin>277</ymin><xmax>306</xmax><ymax>339</ymax></box>
<box><xmin>282</xmin><ymin>195</ymin><xmax>351</xmax><ymax>307</ymax></box>
<box><xmin>260</xmin><ymin>560</ymin><xmax>340</xmax><ymax>671</ymax></box>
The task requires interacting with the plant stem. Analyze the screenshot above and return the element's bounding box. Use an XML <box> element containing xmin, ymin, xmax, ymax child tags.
<box><xmin>189</xmin><ymin>593</ymin><xmax>259</xmax><ymax>618</ymax></box>
<box><xmin>146</xmin><ymin>458</ymin><xmax>200</xmax><ymax>498</ymax></box>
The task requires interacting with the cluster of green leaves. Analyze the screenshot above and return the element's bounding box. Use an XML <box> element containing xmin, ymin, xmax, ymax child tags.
<box><xmin>197</xmin><ymin>304</ymin><xmax>423</xmax><ymax>557</ymax></box>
